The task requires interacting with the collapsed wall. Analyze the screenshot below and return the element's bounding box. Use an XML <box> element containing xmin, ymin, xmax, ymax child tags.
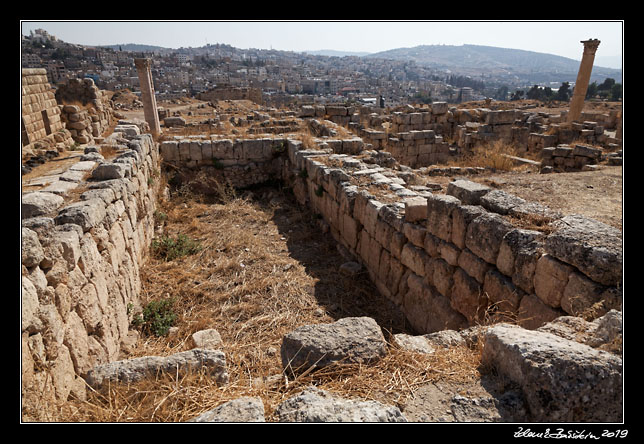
<box><xmin>21</xmin><ymin>133</ymin><xmax>160</xmax><ymax>408</ymax></box>
<box><xmin>161</xmin><ymin>135</ymin><xmax>622</xmax><ymax>334</ymax></box>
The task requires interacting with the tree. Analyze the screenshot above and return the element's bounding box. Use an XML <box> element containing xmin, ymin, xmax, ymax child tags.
<box><xmin>586</xmin><ymin>81</ymin><xmax>598</xmax><ymax>99</ymax></box>
<box><xmin>555</xmin><ymin>82</ymin><xmax>571</xmax><ymax>101</ymax></box>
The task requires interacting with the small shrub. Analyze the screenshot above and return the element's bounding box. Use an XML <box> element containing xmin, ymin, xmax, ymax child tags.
<box><xmin>315</xmin><ymin>184</ymin><xmax>324</xmax><ymax>197</ymax></box>
<box><xmin>151</xmin><ymin>233</ymin><xmax>202</xmax><ymax>261</ymax></box>
<box><xmin>131</xmin><ymin>297</ymin><xmax>177</xmax><ymax>336</ymax></box>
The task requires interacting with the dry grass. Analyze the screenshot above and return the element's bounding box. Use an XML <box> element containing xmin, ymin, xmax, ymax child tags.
<box><xmin>56</xmin><ymin>179</ymin><xmax>484</xmax><ymax>423</ymax></box>
<box><xmin>451</xmin><ymin>140</ymin><xmax>524</xmax><ymax>171</ymax></box>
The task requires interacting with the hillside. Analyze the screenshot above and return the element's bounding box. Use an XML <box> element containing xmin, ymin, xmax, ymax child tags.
<box><xmin>367</xmin><ymin>44</ymin><xmax>621</xmax><ymax>84</ymax></box>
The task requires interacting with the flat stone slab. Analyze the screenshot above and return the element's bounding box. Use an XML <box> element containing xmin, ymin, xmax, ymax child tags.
<box><xmin>280</xmin><ymin>317</ymin><xmax>388</xmax><ymax>374</ymax></box>
<box><xmin>275</xmin><ymin>386</ymin><xmax>407</xmax><ymax>422</ymax></box>
<box><xmin>84</xmin><ymin>348</ymin><xmax>229</xmax><ymax>389</ymax></box>
<box><xmin>42</xmin><ymin>180</ymin><xmax>79</xmax><ymax>195</ymax></box>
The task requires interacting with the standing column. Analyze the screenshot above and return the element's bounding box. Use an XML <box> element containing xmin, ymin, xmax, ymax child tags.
<box><xmin>134</xmin><ymin>58</ymin><xmax>161</xmax><ymax>134</ymax></box>
<box><xmin>567</xmin><ymin>39</ymin><xmax>601</xmax><ymax>123</ymax></box>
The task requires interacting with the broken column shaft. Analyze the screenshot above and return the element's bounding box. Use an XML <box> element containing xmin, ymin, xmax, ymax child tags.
<box><xmin>134</xmin><ymin>58</ymin><xmax>161</xmax><ymax>134</ymax></box>
<box><xmin>567</xmin><ymin>39</ymin><xmax>600</xmax><ymax>123</ymax></box>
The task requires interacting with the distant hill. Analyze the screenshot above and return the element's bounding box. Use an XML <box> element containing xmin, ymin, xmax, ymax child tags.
<box><xmin>303</xmin><ymin>49</ymin><xmax>372</xmax><ymax>57</ymax></box>
<box><xmin>99</xmin><ymin>43</ymin><xmax>170</xmax><ymax>53</ymax></box>
<box><xmin>366</xmin><ymin>44</ymin><xmax>621</xmax><ymax>84</ymax></box>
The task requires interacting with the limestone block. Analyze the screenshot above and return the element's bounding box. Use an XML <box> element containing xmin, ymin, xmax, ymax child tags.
<box><xmin>211</xmin><ymin>139</ymin><xmax>234</xmax><ymax>160</ymax></box>
<box><xmin>404</xmin><ymin>196</ymin><xmax>428</xmax><ymax>223</ymax></box>
<box><xmin>545</xmin><ymin>215</ymin><xmax>622</xmax><ymax>286</ymax></box>
<box><xmin>402</xmin><ymin>222</ymin><xmax>426</xmax><ymax>249</ymax></box>
<box><xmin>191</xmin><ymin>329</ymin><xmax>223</xmax><ymax>350</ymax></box>
<box><xmin>483</xmin><ymin>269</ymin><xmax>523</xmax><ymax>314</ymax></box>
<box><xmin>189</xmin><ymin>141</ymin><xmax>203</xmax><ymax>162</ymax></box>
<box><xmin>281</xmin><ymin>317</ymin><xmax>387</xmax><ymax>374</ymax></box>
<box><xmin>190</xmin><ymin>397</ymin><xmax>266</xmax><ymax>423</ymax></box>
<box><xmin>341</xmin><ymin>212</ymin><xmax>359</xmax><ymax>250</ymax></box>
<box><xmin>534</xmin><ymin>254</ymin><xmax>573</xmax><ymax>308</ymax></box>
<box><xmin>431</xmin><ymin>102</ymin><xmax>448</xmax><ymax>115</ymax></box>
<box><xmin>400</xmin><ymin>243</ymin><xmax>428</xmax><ymax>277</ymax></box>
<box><xmin>22</xmin><ymin>227</ymin><xmax>45</xmax><ymax>268</ymax></box>
<box><xmin>55</xmin><ymin>199</ymin><xmax>107</xmax><ymax>232</ymax></box>
<box><xmin>447</xmin><ymin>180</ymin><xmax>491</xmax><ymax>205</ymax></box>
<box><xmin>275</xmin><ymin>386</ymin><xmax>405</xmax><ymax>422</ymax></box>
<box><xmin>389</xmin><ymin>231</ymin><xmax>406</xmax><ymax>260</ymax></box>
<box><xmin>439</xmin><ymin>241</ymin><xmax>460</xmax><ymax>266</ymax></box>
<box><xmin>517</xmin><ymin>293</ymin><xmax>564</xmax><ymax>330</ymax></box>
<box><xmin>560</xmin><ymin>271</ymin><xmax>604</xmax><ymax>317</ymax></box>
<box><xmin>426</xmin><ymin>194</ymin><xmax>461</xmax><ymax>242</ymax></box>
<box><xmin>482</xmin><ymin>324</ymin><xmax>622</xmax><ymax>422</ymax></box>
<box><xmin>480</xmin><ymin>190</ymin><xmax>527</xmax><ymax>215</ymax></box>
<box><xmin>22</xmin><ymin>192</ymin><xmax>65</xmax><ymax>219</ymax></box>
<box><xmin>363</xmin><ymin>199</ymin><xmax>384</xmax><ymax>236</ymax></box>
<box><xmin>429</xmin><ymin>257</ymin><xmax>455</xmax><ymax>298</ymax></box>
<box><xmin>457</xmin><ymin>248</ymin><xmax>491</xmax><ymax>284</ymax></box>
<box><xmin>465</xmin><ymin>213</ymin><xmax>514</xmax><ymax>265</ymax></box>
<box><xmin>423</xmin><ymin>232</ymin><xmax>441</xmax><ymax>257</ymax></box>
<box><xmin>450</xmin><ymin>268</ymin><xmax>483</xmax><ymax>323</ymax></box>
<box><xmin>85</xmin><ymin>349</ymin><xmax>229</xmax><ymax>389</ymax></box>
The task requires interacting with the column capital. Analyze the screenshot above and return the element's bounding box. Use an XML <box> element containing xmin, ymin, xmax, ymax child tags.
<box><xmin>134</xmin><ymin>58</ymin><xmax>152</xmax><ymax>70</ymax></box>
<box><xmin>581</xmin><ymin>39</ymin><xmax>601</xmax><ymax>54</ymax></box>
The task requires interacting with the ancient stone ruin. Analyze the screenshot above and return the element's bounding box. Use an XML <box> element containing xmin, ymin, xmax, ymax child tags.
<box><xmin>21</xmin><ymin>54</ymin><xmax>623</xmax><ymax>423</ymax></box>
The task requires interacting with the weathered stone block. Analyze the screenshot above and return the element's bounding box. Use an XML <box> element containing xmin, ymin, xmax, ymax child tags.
<box><xmin>465</xmin><ymin>213</ymin><xmax>514</xmax><ymax>264</ymax></box>
<box><xmin>280</xmin><ymin>317</ymin><xmax>387</xmax><ymax>374</ymax></box>
<box><xmin>22</xmin><ymin>192</ymin><xmax>65</xmax><ymax>218</ymax></box>
<box><xmin>55</xmin><ymin>199</ymin><xmax>107</xmax><ymax>232</ymax></box>
<box><xmin>275</xmin><ymin>386</ymin><xmax>406</xmax><ymax>422</ymax></box>
<box><xmin>447</xmin><ymin>180</ymin><xmax>491</xmax><ymax>205</ymax></box>
<box><xmin>404</xmin><ymin>196</ymin><xmax>428</xmax><ymax>222</ymax></box>
<box><xmin>517</xmin><ymin>293</ymin><xmax>563</xmax><ymax>330</ymax></box>
<box><xmin>450</xmin><ymin>268</ymin><xmax>483</xmax><ymax>323</ymax></box>
<box><xmin>545</xmin><ymin>215</ymin><xmax>622</xmax><ymax>286</ymax></box>
<box><xmin>426</xmin><ymin>194</ymin><xmax>461</xmax><ymax>242</ymax></box>
<box><xmin>533</xmin><ymin>254</ymin><xmax>573</xmax><ymax>308</ymax></box>
<box><xmin>482</xmin><ymin>324</ymin><xmax>622</xmax><ymax>422</ymax></box>
<box><xmin>401</xmin><ymin>243</ymin><xmax>428</xmax><ymax>277</ymax></box>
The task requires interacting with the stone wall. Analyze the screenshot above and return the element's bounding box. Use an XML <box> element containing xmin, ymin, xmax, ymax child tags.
<box><xmin>159</xmin><ymin>135</ymin><xmax>622</xmax><ymax>335</ymax></box>
<box><xmin>21</xmin><ymin>133</ymin><xmax>161</xmax><ymax>408</ymax></box>
<box><xmin>159</xmin><ymin>136</ymin><xmax>289</xmax><ymax>189</ymax></box>
<box><xmin>282</xmin><ymin>142</ymin><xmax>622</xmax><ymax>334</ymax></box>
<box><xmin>56</xmin><ymin>77</ymin><xmax>115</xmax><ymax>145</ymax></box>
<box><xmin>21</xmin><ymin>68</ymin><xmax>74</xmax><ymax>154</ymax></box>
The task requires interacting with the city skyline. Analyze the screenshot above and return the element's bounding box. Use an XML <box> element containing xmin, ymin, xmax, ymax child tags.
<box><xmin>21</xmin><ymin>20</ymin><xmax>623</xmax><ymax>69</ymax></box>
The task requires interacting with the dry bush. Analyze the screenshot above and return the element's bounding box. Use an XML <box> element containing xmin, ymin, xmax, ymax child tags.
<box><xmin>453</xmin><ymin>140</ymin><xmax>521</xmax><ymax>171</ymax></box>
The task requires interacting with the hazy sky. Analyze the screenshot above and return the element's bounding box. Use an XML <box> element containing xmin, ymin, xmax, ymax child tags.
<box><xmin>20</xmin><ymin>20</ymin><xmax>623</xmax><ymax>68</ymax></box>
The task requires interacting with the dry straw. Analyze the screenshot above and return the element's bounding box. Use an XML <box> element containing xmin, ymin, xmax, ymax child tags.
<box><xmin>58</xmin><ymin>181</ymin><xmax>484</xmax><ymax>422</ymax></box>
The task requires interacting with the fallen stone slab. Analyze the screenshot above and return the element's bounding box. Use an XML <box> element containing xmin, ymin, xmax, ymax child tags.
<box><xmin>188</xmin><ymin>397</ymin><xmax>265</xmax><ymax>422</ymax></box>
<box><xmin>275</xmin><ymin>386</ymin><xmax>407</xmax><ymax>422</ymax></box>
<box><xmin>280</xmin><ymin>317</ymin><xmax>387</xmax><ymax>374</ymax></box>
<box><xmin>545</xmin><ymin>214</ymin><xmax>622</xmax><ymax>286</ymax></box>
<box><xmin>84</xmin><ymin>348</ymin><xmax>229</xmax><ymax>389</ymax></box>
<box><xmin>481</xmin><ymin>323</ymin><xmax>622</xmax><ymax>422</ymax></box>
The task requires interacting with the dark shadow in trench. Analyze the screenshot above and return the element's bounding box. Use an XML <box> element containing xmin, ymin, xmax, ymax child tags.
<box><xmin>244</xmin><ymin>182</ymin><xmax>414</xmax><ymax>338</ymax></box>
